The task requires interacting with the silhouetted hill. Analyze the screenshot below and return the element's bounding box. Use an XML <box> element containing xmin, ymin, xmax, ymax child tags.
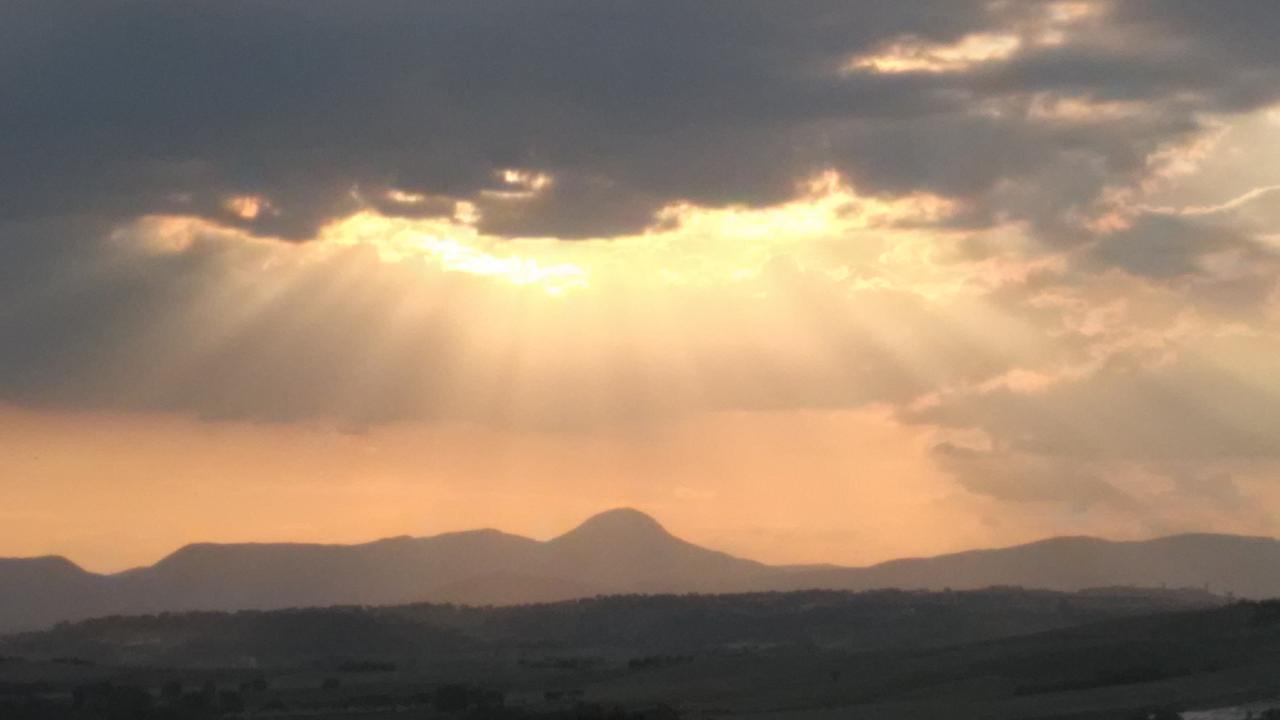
<box><xmin>543</xmin><ymin>508</ymin><xmax>771</xmax><ymax>592</ymax></box>
<box><xmin>779</xmin><ymin>533</ymin><xmax>1280</xmax><ymax>597</ymax></box>
<box><xmin>132</xmin><ymin>529</ymin><xmax>546</xmax><ymax>612</ymax></box>
<box><xmin>1</xmin><ymin>509</ymin><xmax>1276</xmax><ymax>632</ymax></box>
<box><xmin>0</xmin><ymin>557</ymin><xmax>111</xmax><ymax>632</ymax></box>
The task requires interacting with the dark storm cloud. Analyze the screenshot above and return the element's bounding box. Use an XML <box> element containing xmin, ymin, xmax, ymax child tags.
<box><xmin>0</xmin><ymin>0</ymin><xmax>1000</xmax><ymax>240</ymax></box>
<box><xmin>5</xmin><ymin>1</ymin><xmax>1280</xmax><ymax>242</ymax></box>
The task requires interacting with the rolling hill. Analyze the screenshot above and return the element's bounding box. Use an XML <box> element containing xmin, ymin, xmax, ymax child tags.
<box><xmin>2</xmin><ymin>508</ymin><xmax>1277</xmax><ymax>632</ymax></box>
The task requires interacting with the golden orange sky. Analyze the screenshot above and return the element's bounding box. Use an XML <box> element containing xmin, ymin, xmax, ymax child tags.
<box><xmin>6</xmin><ymin>396</ymin><xmax>1277</xmax><ymax>574</ymax></box>
<box><xmin>0</xmin><ymin>402</ymin><xmax>965</xmax><ymax>572</ymax></box>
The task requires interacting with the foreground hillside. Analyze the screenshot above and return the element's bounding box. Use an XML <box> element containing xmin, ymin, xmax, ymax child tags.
<box><xmin>4</xmin><ymin>588</ymin><xmax>1276</xmax><ymax>720</ymax></box>
<box><xmin>1</xmin><ymin>586</ymin><xmax>1220</xmax><ymax>667</ymax></box>
<box><xmin>3</xmin><ymin>508</ymin><xmax>1278</xmax><ymax>632</ymax></box>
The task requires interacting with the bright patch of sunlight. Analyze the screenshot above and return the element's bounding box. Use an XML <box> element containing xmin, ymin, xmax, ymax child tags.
<box><xmin>847</xmin><ymin>33</ymin><xmax>1022</xmax><ymax>74</ymax></box>
<box><xmin>123</xmin><ymin>171</ymin><xmax>989</xmax><ymax>299</ymax></box>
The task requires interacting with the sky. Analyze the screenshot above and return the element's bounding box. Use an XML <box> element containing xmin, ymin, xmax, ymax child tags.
<box><xmin>3</xmin><ymin>1</ymin><xmax>1280</xmax><ymax>573</ymax></box>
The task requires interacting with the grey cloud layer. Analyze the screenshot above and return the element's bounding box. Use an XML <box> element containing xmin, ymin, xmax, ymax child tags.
<box><xmin>0</xmin><ymin>1</ymin><xmax>988</xmax><ymax>238</ymax></box>
<box><xmin>2</xmin><ymin>2</ymin><xmax>1280</xmax><ymax>521</ymax></box>
<box><xmin>5</xmin><ymin>1</ymin><xmax>1280</xmax><ymax>240</ymax></box>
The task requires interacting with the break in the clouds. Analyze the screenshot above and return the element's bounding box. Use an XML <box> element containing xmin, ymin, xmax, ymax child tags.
<box><xmin>2</xmin><ymin>1</ymin><xmax>1280</xmax><ymax>542</ymax></box>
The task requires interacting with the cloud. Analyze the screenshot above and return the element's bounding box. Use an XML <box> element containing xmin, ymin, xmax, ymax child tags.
<box><xmin>0</xmin><ymin>208</ymin><xmax>1036</xmax><ymax>428</ymax></box>
<box><xmin>0</xmin><ymin>1</ymin><xmax>987</xmax><ymax>239</ymax></box>
<box><xmin>919</xmin><ymin>349</ymin><xmax>1280</xmax><ymax>462</ymax></box>
<box><xmin>3</xmin><ymin>1</ymin><xmax>1280</xmax><ymax>242</ymax></box>
<box><xmin>1087</xmin><ymin>214</ymin><xmax>1247</xmax><ymax>279</ymax></box>
<box><xmin>1</xmin><ymin>0</ymin><xmax>1280</xmax><ymax>534</ymax></box>
<box><xmin>931</xmin><ymin>441</ymin><xmax>1139</xmax><ymax>512</ymax></box>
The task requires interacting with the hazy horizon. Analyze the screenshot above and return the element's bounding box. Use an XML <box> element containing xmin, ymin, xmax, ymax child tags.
<box><xmin>5</xmin><ymin>501</ymin><xmax>1273</xmax><ymax>577</ymax></box>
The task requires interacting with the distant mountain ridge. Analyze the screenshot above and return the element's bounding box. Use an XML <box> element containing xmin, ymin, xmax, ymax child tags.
<box><xmin>2</xmin><ymin>508</ymin><xmax>1277</xmax><ymax>633</ymax></box>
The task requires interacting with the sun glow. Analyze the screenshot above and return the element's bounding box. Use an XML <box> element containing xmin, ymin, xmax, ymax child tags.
<box><xmin>223</xmin><ymin>194</ymin><xmax>271</xmax><ymax>220</ymax></box>
<box><xmin>321</xmin><ymin>212</ymin><xmax>590</xmax><ymax>295</ymax></box>
<box><xmin>104</xmin><ymin>174</ymin><xmax>1023</xmax><ymax>432</ymax></box>
<box><xmin>847</xmin><ymin>32</ymin><xmax>1022</xmax><ymax>75</ymax></box>
<box><xmin>297</xmin><ymin>172</ymin><xmax>965</xmax><ymax>296</ymax></box>
<box><xmin>845</xmin><ymin>2</ymin><xmax>1103</xmax><ymax>76</ymax></box>
<box><xmin>124</xmin><ymin>172</ymin><xmax>970</xmax><ymax>299</ymax></box>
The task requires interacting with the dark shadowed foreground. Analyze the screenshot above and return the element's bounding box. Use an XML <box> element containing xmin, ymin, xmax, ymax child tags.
<box><xmin>10</xmin><ymin>586</ymin><xmax>1280</xmax><ymax>719</ymax></box>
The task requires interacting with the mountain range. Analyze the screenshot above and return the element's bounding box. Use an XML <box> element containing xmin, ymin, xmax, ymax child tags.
<box><xmin>3</xmin><ymin>507</ymin><xmax>1278</xmax><ymax>633</ymax></box>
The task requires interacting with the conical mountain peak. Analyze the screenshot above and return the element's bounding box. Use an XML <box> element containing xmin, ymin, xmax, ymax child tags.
<box><xmin>551</xmin><ymin>508</ymin><xmax>674</xmax><ymax>545</ymax></box>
